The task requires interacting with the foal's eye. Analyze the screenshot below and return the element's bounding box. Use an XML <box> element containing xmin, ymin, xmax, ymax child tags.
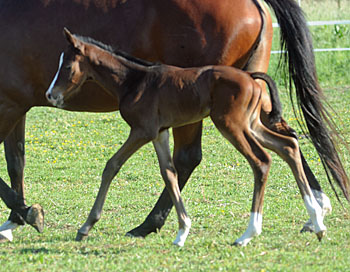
<box><xmin>65</xmin><ymin>65</ymin><xmax>71</xmax><ymax>70</ymax></box>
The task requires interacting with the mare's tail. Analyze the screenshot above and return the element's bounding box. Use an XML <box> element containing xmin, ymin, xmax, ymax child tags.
<box><xmin>251</xmin><ymin>72</ymin><xmax>282</xmax><ymax>125</ymax></box>
<box><xmin>257</xmin><ymin>0</ymin><xmax>350</xmax><ymax>201</ymax></box>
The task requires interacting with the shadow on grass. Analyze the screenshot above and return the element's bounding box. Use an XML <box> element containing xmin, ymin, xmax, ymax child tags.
<box><xmin>19</xmin><ymin>247</ymin><xmax>50</xmax><ymax>254</ymax></box>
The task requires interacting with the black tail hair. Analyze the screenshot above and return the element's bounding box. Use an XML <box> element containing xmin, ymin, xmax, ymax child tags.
<box><xmin>259</xmin><ymin>0</ymin><xmax>350</xmax><ymax>201</ymax></box>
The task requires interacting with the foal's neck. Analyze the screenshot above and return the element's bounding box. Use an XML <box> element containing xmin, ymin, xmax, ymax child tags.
<box><xmin>89</xmin><ymin>50</ymin><xmax>151</xmax><ymax>100</ymax></box>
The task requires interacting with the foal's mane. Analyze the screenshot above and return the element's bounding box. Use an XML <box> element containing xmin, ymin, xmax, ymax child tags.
<box><xmin>75</xmin><ymin>34</ymin><xmax>157</xmax><ymax>68</ymax></box>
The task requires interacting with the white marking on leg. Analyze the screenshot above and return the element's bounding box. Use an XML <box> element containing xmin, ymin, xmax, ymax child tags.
<box><xmin>0</xmin><ymin>220</ymin><xmax>19</xmax><ymax>242</ymax></box>
<box><xmin>302</xmin><ymin>218</ymin><xmax>315</xmax><ymax>233</ymax></box>
<box><xmin>311</xmin><ymin>189</ymin><xmax>332</xmax><ymax>216</ymax></box>
<box><xmin>234</xmin><ymin>212</ymin><xmax>262</xmax><ymax>246</ymax></box>
<box><xmin>303</xmin><ymin>195</ymin><xmax>326</xmax><ymax>234</ymax></box>
<box><xmin>302</xmin><ymin>190</ymin><xmax>332</xmax><ymax>232</ymax></box>
<box><xmin>173</xmin><ymin>217</ymin><xmax>191</xmax><ymax>247</ymax></box>
<box><xmin>46</xmin><ymin>52</ymin><xmax>64</xmax><ymax>104</ymax></box>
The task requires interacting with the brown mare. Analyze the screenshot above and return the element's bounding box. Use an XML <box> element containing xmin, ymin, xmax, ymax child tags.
<box><xmin>46</xmin><ymin>29</ymin><xmax>329</xmax><ymax>246</ymax></box>
<box><xmin>0</xmin><ymin>0</ymin><xmax>347</xmax><ymax>242</ymax></box>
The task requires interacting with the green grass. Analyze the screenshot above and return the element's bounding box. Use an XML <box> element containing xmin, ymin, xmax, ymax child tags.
<box><xmin>1</xmin><ymin>1</ymin><xmax>350</xmax><ymax>271</ymax></box>
<box><xmin>2</xmin><ymin>97</ymin><xmax>350</xmax><ymax>271</ymax></box>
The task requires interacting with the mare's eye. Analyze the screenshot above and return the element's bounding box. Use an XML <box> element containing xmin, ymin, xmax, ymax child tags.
<box><xmin>65</xmin><ymin>65</ymin><xmax>71</xmax><ymax>70</ymax></box>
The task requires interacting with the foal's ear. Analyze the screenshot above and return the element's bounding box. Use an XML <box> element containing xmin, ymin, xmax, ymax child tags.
<box><xmin>63</xmin><ymin>27</ymin><xmax>74</xmax><ymax>44</ymax></box>
<box><xmin>63</xmin><ymin>27</ymin><xmax>84</xmax><ymax>53</ymax></box>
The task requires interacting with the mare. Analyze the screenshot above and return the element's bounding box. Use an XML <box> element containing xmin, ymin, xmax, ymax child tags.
<box><xmin>46</xmin><ymin>29</ymin><xmax>328</xmax><ymax>246</ymax></box>
<box><xmin>0</xmin><ymin>0</ymin><xmax>345</xmax><ymax>242</ymax></box>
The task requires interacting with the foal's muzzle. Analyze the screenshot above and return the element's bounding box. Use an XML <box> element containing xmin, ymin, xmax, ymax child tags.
<box><xmin>45</xmin><ymin>89</ymin><xmax>64</xmax><ymax>108</ymax></box>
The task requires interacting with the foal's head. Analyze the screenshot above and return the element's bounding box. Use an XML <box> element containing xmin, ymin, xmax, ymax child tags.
<box><xmin>46</xmin><ymin>28</ymin><xmax>93</xmax><ymax>108</ymax></box>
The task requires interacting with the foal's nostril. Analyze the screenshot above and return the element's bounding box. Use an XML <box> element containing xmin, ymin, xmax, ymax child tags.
<box><xmin>46</xmin><ymin>91</ymin><xmax>54</xmax><ymax>102</ymax></box>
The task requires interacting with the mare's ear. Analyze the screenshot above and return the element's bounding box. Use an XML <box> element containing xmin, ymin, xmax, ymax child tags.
<box><xmin>63</xmin><ymin>27</ymin><xmax>84</xmax><ymax>53</ymax></box>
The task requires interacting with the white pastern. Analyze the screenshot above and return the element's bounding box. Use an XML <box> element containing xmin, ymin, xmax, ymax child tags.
<box><xmin>303</xmin><ymin>195</ymin><xmax>326</xmax><ymax>234</ymax></box>
<box><xmin>302</xmin><ymin>190</ymin><xmax>332</xmax><ymax>232</ymax></box>
<box><xmin>173</xmin><ymin>218</ymin><xmax>191</xmax><ymax>247</ymax></box>
<box><xmin>0</xmin><ymin>220</ymin><xmax>19</xmax><ymax>242</ymax></box>
<box><xmin>234</xmin><ymin>212</ymin><xmax>262</xmax><ymax>246</ymax></box>
<box><xmin>46</xmin><ymin>52</ymin><xmax>64</xmax><ymax>100</ymax></box>
<box><xmin>311</xmin><ymin>189</ymin><xmax>332</xmax><ymax>216</ymax></box>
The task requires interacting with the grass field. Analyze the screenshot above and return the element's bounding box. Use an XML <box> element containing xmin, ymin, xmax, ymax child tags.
<box><xmin>1</xmin><ymin>1</ymin><xmax>350</xmax><ymax>271</ymax></box>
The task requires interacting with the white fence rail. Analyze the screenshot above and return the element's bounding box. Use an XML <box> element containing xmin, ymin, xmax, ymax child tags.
<box><xmin>271</xmin><ymin>20</ymin><xmax>350</xmax><ymax>54</ymax></box>
<box><xmin>272</xmin><ymin>20</ymin><xmax>350</xmax><ymax>28</ymax></box>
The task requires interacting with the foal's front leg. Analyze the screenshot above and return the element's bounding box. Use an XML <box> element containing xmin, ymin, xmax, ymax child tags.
<box><xmin>152</xmin><ymin>130</ymin><xmax>191</xmax><ymax>247</ymax></box>
<box><xmin>76</xmin><ymin>129</ymin><xmax>150</xmax><ymax>241</ymax></box>
<box><xmin>127</xmin><ymin>122</ymin><xmax>202</xmax><ymax>238</ymax></box>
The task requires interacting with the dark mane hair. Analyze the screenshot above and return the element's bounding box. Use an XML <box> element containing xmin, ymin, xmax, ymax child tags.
<box><xmin>75</xmin><ymin>34</ymin><xmax>158</xmax><ymax>67</ymax></box>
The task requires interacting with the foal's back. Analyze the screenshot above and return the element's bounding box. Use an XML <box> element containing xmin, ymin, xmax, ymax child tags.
<box><xmin>121</xmin><ymin>64</ymin><xmax>262</xmax><ymax>131</ymax></box>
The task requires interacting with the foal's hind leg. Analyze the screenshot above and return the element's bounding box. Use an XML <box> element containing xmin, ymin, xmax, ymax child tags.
<box><xmin>254</xmin><ymin>125</ymin><xmax>326</xmax><ymax>240</ymax></box>
<box><xmin>261</xmin><ymin>113</ymin><xmax>332</xmax><ymax>233</ymax></box>
<box><xmin>152</xmin><ymin>130</ymin><xmax>191</xmax><ymax>246</ymax></box>
<box><xmin>76</xmin><ymin>129</ymin><xmax>151</xmax><ymax>241</ymax></box>
<box><xmin>211</xmin><ymin>118</ymin><xmax>271</xmax><ymax>246</ymax></box>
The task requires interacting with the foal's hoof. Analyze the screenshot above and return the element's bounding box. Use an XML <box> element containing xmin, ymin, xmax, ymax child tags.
<box><xmin>316</xmin><ymin>230</ymin><xmax>326</xmax><ymax>242</ymax></box>
<box><xmin>75</xmin><ymin>231</ymin><xmax>88</xmax><ymax>241</ymax></box>
<box><xmin>0</xmin><ymin>230</ymin><xmax>13</xmax><ymax>243</ymax></box>
<box><xmin>300</xmin><ymin>225</ymin><xmax>314</xmax><ymax>233</ymax></box>
<box><xmin>26</xmin><ymin>204</ymin><xmax>45</xmax><ymax>233</ymax></box>
<box><xmin>233</xmin><ymin>241</ymin><xmax>246</xmax><ymax>247</ymax></box>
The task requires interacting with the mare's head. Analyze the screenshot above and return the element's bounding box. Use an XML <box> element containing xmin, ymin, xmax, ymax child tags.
<box><xmin>46</xmin><ymin>28</ymin><xmax>93</xmax><ymax>108</ymax></box>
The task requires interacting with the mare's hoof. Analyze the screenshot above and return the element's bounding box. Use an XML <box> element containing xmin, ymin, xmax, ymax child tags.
<box><xmin>316</xmin><ymin>230</ymin><xmax>326</xmax><ymax>242</ymax></box>
<box><xmin>26</xmin><ymin>204</ymin><xmax>45</xmax><ymax>233</ymax></box>
<box><xmin>76</xmin><ymin>231</ymin><xmax>88</xmax><ymax>241</ymax></box>
<box><xmin>125</xmin><ymin>232</ymin><xmax>144</xmax><ymax>239</ymax></box>
<box><xmin>126</xmin><ymin>224</ymin><xmax>157</xmax><ymax>238</ymax></box>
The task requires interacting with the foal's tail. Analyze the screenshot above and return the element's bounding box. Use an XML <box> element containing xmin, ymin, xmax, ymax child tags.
<box><xmin>258</xmin><ymin>0</ymin><xmax>350</xmax><ymax>202</ymax></box>
<box><xmin>250</xmin><ymin>72</ymin><xmax>282</xmax><ymax>125</ymax></box>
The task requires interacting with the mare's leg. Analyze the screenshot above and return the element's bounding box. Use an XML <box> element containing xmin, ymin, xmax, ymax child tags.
<box><xmin>0</xmin><ymin>179</ymin><xmax>43</xmax><ymax>240</ymax></box>
<box><xmin>254</xmin><ymin>125</ymin><xmax>326</xmax><ymax>240</ymax></box>
<box><xmin>0</xmin><ymin>116</ymin><xmax>44</xmax><ymax>242</ymax></box>
<box><xmin>126</xmin><ymin>122</ymin><xmax>202</xmax><ymax>237</ymax></box>
<box><xmin>152</xmin><ymin>130</ymin><xmax>191</xmax><ymax>246</ymax></box>
<box><xmin>76</xmin><ymin>129</ymin><xmax>151</xmax><ymax>241</ymax></box>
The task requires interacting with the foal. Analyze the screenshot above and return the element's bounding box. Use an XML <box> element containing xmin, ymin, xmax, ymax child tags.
<box><xmin>46</xmin><ymin>29</ymin><xmax>326</xmax><ymax>246</ymax></box>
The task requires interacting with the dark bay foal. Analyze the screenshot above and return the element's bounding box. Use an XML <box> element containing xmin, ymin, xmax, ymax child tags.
<box><xmin>46</xmin><ymin>29</ymin><xmax>326</xmax><ymax>246</ymax></box>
